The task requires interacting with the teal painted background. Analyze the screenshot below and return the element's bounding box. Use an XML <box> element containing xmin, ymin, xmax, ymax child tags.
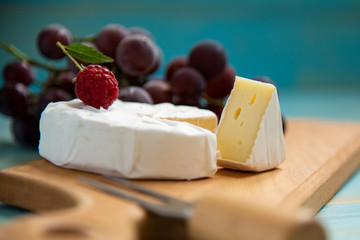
<box><xmin>1</xmin><ymin>0</ymin><xmax>360</xmax><ymax>90</ymax></box>
<box><xmin>0</xmin><ymin>1</ymin><xmax>359</xmax><ymax>239</ymax></box>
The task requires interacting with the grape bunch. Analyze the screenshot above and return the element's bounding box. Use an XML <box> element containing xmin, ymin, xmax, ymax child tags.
<box><xmin>0</xmin><ymin>23</ymin><xmax>160</xmax><ymax>147</ymax></box>
<box><xmin>114</xmin><ymin>40</ymin><xmax>236</xmax><ymax>116</ymax></box>
<box><xmin>0</xmin><ymin>23</ymin><xmax>284</xmax><ymax>147</ymax></box>
<box><xmin>163</xmin><ymin>41</ymin><xmax>235</xmax><ymax>116</ymax></box>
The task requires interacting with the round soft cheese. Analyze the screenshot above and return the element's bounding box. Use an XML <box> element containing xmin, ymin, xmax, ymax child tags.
<box><xmin>39</xmin><ymin>99</ymin><xmax>217</xmax><ymax>180</ymax></box>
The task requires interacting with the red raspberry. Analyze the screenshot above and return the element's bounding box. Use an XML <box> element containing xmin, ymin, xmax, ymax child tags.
<box><xmin>75</xmin><ymin>65</ymin><xmax>119</xmax><ymax>109</ymax></box>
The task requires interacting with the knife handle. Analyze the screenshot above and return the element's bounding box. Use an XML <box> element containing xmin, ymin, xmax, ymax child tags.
<box><xmin>188</xmin><ymin>193</ymin><xmax>326</xmax><ymax>240</ymax></box>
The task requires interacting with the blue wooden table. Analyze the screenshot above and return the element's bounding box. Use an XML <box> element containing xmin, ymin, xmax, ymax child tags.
<box><xmin>0</xmin><ymin>0</ymin><xmax>359</xmax><ymax>239</ymax></box>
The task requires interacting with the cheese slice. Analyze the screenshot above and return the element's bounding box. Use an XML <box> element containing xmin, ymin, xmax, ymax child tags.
<box><xmin>216</xmin><ymin>76</ymin><xmax>286</xmax><ymax>172</ymax></box>
<box><xmin>39</xmin><ymin>99</ymin><xmax>217</xmax><ymax>180</ymax></box>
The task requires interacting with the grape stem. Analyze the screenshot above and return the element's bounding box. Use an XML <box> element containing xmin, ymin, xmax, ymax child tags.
<box><xmin>0</xmin><ymin>42</ymin><xmax>67</xmax><ymax>72</ymax></box>
<box><xmin>56</xmin><ymin>42</ymin><xmax>84</xmax><ymax>72</ymax></box>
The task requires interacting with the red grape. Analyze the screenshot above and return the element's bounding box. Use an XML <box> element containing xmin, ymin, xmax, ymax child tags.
<box><xmin>3</xmin><ymin>60</ymin><xmax>34</xmax><ymax>86</ymax></box>
<box><xmin>37</xmin><ymin>87</ymin><xmax>72</xmax><ymax>115</ymax></box>
<box><xmin>54</xmin><ymin>71</ymin><xmax>76</xmax><ymax>96</ymax></box>
<box><xmin>188</xmin><ymin>40</ymin><xmax>227</xmax><ymax>80</ymax></box>
<box><xmin>37</xmin><ymin>24</ymin><xmax>72</xmax><ymax>59</ymax></box>
<box><xmin>165</xmin><ymin>56</ymin><xmax>187</xmax><ymax>81</ymax></box>
<box><xmin>118</xmin><ymin>86</ymin><xmax>153</xmax><ymax>104</ymax></box>
<box><xmin>121</xmin><ymin>74</ymin><xmax>146</xmax><ymax>87</ymax></box>
<box><xmin>173</xmin><ymin>95</ymin><xmax>201</xmax><ymax>108</ymax></box>
<box><xmin>147</xmin><ymin>46</ymin><xmax>162</xmax><ymax>75</ymax></box>
<box><xmin>143</xmin><ymin>78</ymin><xmax>172</xmax><ymax>104</ymax></box>
<box><xmin>170</xmin><ymin>67</ymin><xmax>206</xmax><ymax>99</ymax></box>
<box><xmin>12</xmin><ymin>112</ymin><xmax>40</xmax><ymax>147</ymax></box>
<box><xmin>115</xmin><ymin>35</ymin><xmax>159</xmax><ymax>76</ymax></box>
<box><xmin>206</xmin><ymin>65</ymin><xmax>236</xmax><ymax>98</ymax></box>
<box><xmin>0</xmin><ymin>83</ymin><xmax>29</xmax><ymax>117</ymax></box>
<box><xmin>95</xmin><ymin>24</ymin><xmax>128</xmax><ymax>58</ymax></box>
<box><xmin>128</xmin><ymin>26</ymin><xmax>154</xmax><ymax>39</ymax></box>
<box><xmin>207</xmin><ymin>104</ymin><xmax>223</xmax><ymax>120</ymax></box>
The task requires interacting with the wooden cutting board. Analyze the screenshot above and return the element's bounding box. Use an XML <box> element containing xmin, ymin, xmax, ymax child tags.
<box><xmin>0</xmin><ymin>119</ymin><xmax>359</xmax><ymax>240</ymax></box>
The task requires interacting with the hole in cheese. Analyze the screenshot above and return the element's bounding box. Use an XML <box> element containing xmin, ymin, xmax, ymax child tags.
<box><xmin>234</xmin><ymin>107</ymin><xmax>242</xmax><ymax>120</ymax></box>
<box><xmin>237</xmin><ymin>139</ymin><xmax>242</xmax><ymax>145</ymax></box>
<box><xmin>249</xmin><ymin>93</ymin><xmax>257</xmax><ymax>105</ymax></box>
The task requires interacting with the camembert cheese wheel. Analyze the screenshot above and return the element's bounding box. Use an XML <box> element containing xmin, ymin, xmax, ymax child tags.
<box><xmin>216</xmin><ymin>76</ymin><xmax>286</xmax><ymax>172</ymax></box>
<box><xmin>39</xmin><ymin>99</ymin><xmax>217</xmax><ymax>180</ymax></box>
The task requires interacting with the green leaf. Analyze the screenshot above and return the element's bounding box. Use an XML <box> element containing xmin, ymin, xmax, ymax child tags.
<box><xmin>64</xmin><ymin>44</ymin><xmax>113</xmax><ymax>64</ymax></box>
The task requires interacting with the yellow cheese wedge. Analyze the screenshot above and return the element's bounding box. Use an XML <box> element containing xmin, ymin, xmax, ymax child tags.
<box><xmin>216</xmin><ymin>76</ymin><xmax>286</xmax><ymax>172</ymax></box>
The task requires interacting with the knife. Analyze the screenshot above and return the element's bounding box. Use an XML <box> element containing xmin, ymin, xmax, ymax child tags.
<box><xmin>79</xmin><ymin>175</ymin><xmax>327</xmax><ymax>240</ymax></box>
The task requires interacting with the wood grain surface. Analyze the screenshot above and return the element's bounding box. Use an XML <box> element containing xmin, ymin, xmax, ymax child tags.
<box><xmin>0</xmin><ymin>119</ymin><xmax>359</xmax><ymax>240</ymax></box>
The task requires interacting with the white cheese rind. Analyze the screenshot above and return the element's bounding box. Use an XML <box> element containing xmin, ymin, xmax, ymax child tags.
<box><xmin>117</xmin><ymin>101</ymin><xmax>218</xmax><ymax>132</ymax></box>
<box><xmin>217</xmin><ymin>89</ymin><xmax>286</xmax><ymax>171</ymax></box>
<box><xmin>118</xmin><ymin>101</ymin><xmax>216</xmax><ymax>119</ymax></box>
<box><xmin>39</xmin><ymin>99</ymin><xmax>217</xmax><ymax>180</ymax></box>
